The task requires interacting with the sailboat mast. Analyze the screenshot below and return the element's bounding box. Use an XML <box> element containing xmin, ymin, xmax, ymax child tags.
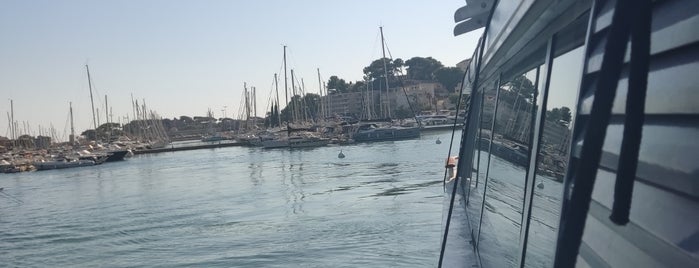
<box><xmin>317</xmin><ymin>68</ymin><xmax>323</xmax><ymax>120</ymax></box>
<box><xmin>274</xmin><ymin>73</ymin><xmax>281</xmax><ymax>127</ymax></box>
<box><xmin>366</xmin><ymin>77</ymin><xmax>372</xmax><ymax>120</ymax></box>
<box><xmin>324</xmin><ymin>81</ymin><xmax>330</xmax><ymax>119</ymax></box>
<box><xmin>131</xmin><ymin>93</ymin><xmax>136</xmax><ymax>125</ymax></box>
<box><xmin>69</xmin><ymin>102</ymin><xmax>75</xmax><ymax>145</ymax></box>
<box><xmin>9</xmin><ymin>99</ymin><xmax>15</xmax><ymax>140</ymax></box>
<box><xmin>6</xmin><ymin>112</ymin><xmax>10</xmax><ymax>139</ymax></box>
<box><xmin>301</xmin><ymin>78</ymin><xmax>307</xmax><ymax>122</ymax></box>
<box><xmin>291</xmin><ymin>69</ymin><xmax>297</xmax><ymax>124</ymax></box>
<box><xmin>380</xmin><ymin>26</ymin><xmax>391</xmax><ymax>119</ymax></box>
<box><xmin>85</xmin><ymin>65</ymin><xmax>98</xmax><ymax>130</ymax></box>
<box><xmin>244</xmin><ymin>83</ymin><xmax>250</xmax><ymax>129</ymax></box>
<box><xmin>104</xmin><ymin>95</ymin><xmax>109</xmax><ymax>125</ymax></box>
<box><xmin>283</xmin><ymin>45</ymin><xmax>290</xmax><ymax>136</ymax></box>
<box><xmin>105</xmin><ymin>95</ymin><xmax>111</xmax><ymax>142</ymax></box>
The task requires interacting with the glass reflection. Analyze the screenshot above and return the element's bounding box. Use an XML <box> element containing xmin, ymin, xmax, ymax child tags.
<box><xmin>468</xmin><ymin>81</ymin><xmax>498</xmax><ymax>243</ymax></box>
<box><xmin>477</xmin><ymin>68</ymin><xmax>539</xmax><ymax>267</ymax></box>
<box><xmin>524</xmin><ymin>46</ymin><xmax>584</xmax><ymax>267</ymax></box>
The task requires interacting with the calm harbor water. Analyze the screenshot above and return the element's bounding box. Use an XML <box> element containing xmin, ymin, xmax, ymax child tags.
<box><xmin>1</xmin><ymin>130</ymin><xmax>459</xmax><ymax>267</ymax></box>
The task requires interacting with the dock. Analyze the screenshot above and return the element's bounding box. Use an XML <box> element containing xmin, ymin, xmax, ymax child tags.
<box><xmin>133</xmin><ymin>142</ymin><xmax>244</xmax><ymax>155</ymax></box>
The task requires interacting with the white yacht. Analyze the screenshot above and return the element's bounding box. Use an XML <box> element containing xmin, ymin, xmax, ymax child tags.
<box><xmin>439</xmin><ymin>0</ymin><xmax>698</xmax><ymax>267</ymax></box>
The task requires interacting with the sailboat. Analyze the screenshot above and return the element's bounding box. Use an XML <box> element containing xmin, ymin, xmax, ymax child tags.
<box><xmin>82</xmin><ymin>68</ymin><xmax>131</xmax><ymax>161</ymax></box>
<box><xmin>201</xmin><ymin>109</ymin><xmax>226</xmax><ymax>142</ymax></box>
<box><xmin>262</xmin><ymin>45</ymin><xmax>329</xmax><ymax>149</ymax></box>
<box><xmin>352</xmin><ymin>27</ymin><xmax>420</xmax><ymax>143</ymax></box>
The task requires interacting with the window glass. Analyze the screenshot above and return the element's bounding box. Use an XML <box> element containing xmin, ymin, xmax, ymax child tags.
<box><xmin>477</xmin><ymin>68</ymin><xmax>539</xmax><ymax>267</ymax></box>
<box><xmin>467</xmin><ymin>81</ymin><xmax>498</xmax><ymax>241</ymax></box>
<box><xmin>524</xmin><ymin>46</ymin><xmax>584</xmax><ymax>267</ymax></box>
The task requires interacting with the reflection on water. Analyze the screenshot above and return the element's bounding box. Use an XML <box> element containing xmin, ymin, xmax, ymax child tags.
<box><xmin>0</xmin><ymin>130</ymin><xmax>459</xmax><ymax>267</ymax></box>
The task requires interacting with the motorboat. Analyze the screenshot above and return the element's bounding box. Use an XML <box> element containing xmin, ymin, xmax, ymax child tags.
<box><xmin>352</xmin><ymin>123</ymin><xmax>420</xmax><ymax>142</ymax></box>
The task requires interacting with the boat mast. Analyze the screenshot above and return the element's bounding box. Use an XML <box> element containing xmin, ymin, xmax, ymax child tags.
<box><xmin>301</xmin><ymin>78</ymin><xmax>307</xmax><ymax>122</ymax></box>
<box><xmin>317</xmin><ymin>68</ymin><xmax>323</xmax><ymax>120</ymax></box>
<box><xmin>365</xmin><ymin>77</ymin><xmax>372</xmax><ymax>120</ymax></box>
<box><xmin>6</xmin><ymin>112</ymin><xmax>10</xmax><ymax>140</ymax></box>
<box><xmin>244</xmin><ymin>82</ymin><xmax>250</xmax><ymax>130</ymax></box>
<box><xmin>105</xmin><ymin>95</ymin><xmax>110</xmax><ymax>142</ymax></box>
<box><xmin>70</xmin><ymin>102</ymin><xmax>75</xmax><ymax>144</ymax></box>
<box><xmin>291</xmin><ymin>69</ymin><xmax>297</xmax><ymax>124</ymax></box>
<box><xmin>380</xmin><ymin>26</ymin><xmax>391</xmax><ymax>119</ymax></box>
<box><xmin>274</xmin><ymin>73</ymin><xmax>281</xmax><ymax>127</ymax></box>
<box><xmin>9</xmin><ymin>99</ymin><xmax>15</xmax><ymax>141</ymax></box>
<box><xmin>325</xmin><ymin>81</ymin><xmax>331</xmax><ymax>119</ymax></box>
<box><xmin>130</xmin><ymin>93</ymin><xmax>136</xmax><ymax>125</ymax></box>
<box><xmin>85</xmin><ymin>65</ymin><xmax>98</xmax><ymax>130</ymax></box>
<box><xmin>104</xmin><ymin>95</ymin><xmax>109</xmax><ymax>126</ymax></box>
<box><xmin>283</xmin><ymin>45</ymin><xmax>290</xmax><ymax>137</ymax></box>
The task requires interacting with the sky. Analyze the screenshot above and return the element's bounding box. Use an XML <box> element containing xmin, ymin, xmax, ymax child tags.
<box><xmin>0</xmin><ymin>0</ymin><xmax>482</xmax><ymax>139</ymax></box>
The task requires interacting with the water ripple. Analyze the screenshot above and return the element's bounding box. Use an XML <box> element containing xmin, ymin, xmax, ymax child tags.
<box><xmin>0</xmin><ymin>131</ymin><xmax>454</xmax><ymax>267</ymax></box>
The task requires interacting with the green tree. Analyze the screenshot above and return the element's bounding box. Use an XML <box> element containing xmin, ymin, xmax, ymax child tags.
<box><xmin>179</xmin><ymin>115</ymin><xmax>193</xmax><ymax>122</ymax></box>
<box><xmin>266</xmin><ymin>103</ymin><xmax>280</xmax><ymax>127</ymax></box>
<box><xmin>348</xmin><ymin>80</ymin><xmax>366</xmax><ymax>92</ymax></box>
<box><xmin>393</xmin><ymin>58</ymin><xmax>405</xmax><ymax>74</ymax></box>
<box><xmin>404</xmin><ymin>57</ymin><xmax>444</xmax><ymax>80</ymax></box>
<box><xmin>327</xmin><ymin>76</ymin><xmax>349</xmax><ymax>93</ymax></box>
<box><xmin>363</xmin><ymin>57</ymin><xmax>403</xmax><ymax>89</ymax></box>
<box><xmin>303</xmin><ymin>93</ymin><xmax>321</xmax><ymax>120</ymax></box>
<box><xmin>546</xmin><ymin>106</ymin><xmax>572</xmax><ymax>126</ymax></box>
<box><xmin>505</xmin><ymin>75</ymin><xmax>536</xmax><ymax>100</ymax></box>
<box><xmin>558</xmin><ymin>106</ymin><xmax>572</xmax><ymax>125</ymax></box>
<box><xmin>363</xmin><ymin>58</ymin><xmax>402</xmax><ymax>80</ymax></box>
<box><xmin>433</xmin><ymin>67</ymin><xmax>465</xmax><ymax>92</ymax></box>
<box><xmin>280</xmin><ymin>93</ymin><xmax>322</xmax><ymax>122</ymax></box>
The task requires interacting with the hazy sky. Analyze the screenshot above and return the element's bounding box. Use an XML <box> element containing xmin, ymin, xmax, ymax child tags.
<box><xmin>0</xmin><ymin>0</ymin><xmax>482</xmax><ymax>139</ymax></box>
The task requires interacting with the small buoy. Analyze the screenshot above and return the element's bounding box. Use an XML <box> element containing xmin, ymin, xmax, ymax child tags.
<box><xmin>436</xmin><ymin>138</ymin><xmax>442</xmax><ymax>144</ymax></box>
<box><xmin>537</xmin><ymin>181</ymin><xmax>544</xmax><ymax>189</ymax></box>
<box><xmin>338</xmin><ymin>150</ymin><xmax>345</xmax><ymax>159</ymax></box>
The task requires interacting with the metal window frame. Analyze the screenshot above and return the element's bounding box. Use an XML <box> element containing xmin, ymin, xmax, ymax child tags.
<box><xmin>475</xmin><ymin>77</ymin><xmax>502</xmax><ymax>248</ymax></box>
<box><xmin>517</xmin><ymin>36</ymin><xmax>556</xmax><ymax>267</ymax></box>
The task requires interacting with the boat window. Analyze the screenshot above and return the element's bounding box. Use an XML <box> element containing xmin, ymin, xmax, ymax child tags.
<box><xmin>467</xmin><ymin>79</ymin><xmax>499</xmax><ymax>242</ymax></box>
<box><xmin>524</xmin><ymin>45</ymin><xmax>584</xmax><ymax>267</ymax></box>
<box><xmin>477</xmin><ymin>67</ymin><xmax>539</xmax><ymax>267</ymax></box>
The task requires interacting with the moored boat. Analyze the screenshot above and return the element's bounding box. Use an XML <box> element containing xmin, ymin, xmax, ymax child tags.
<box><xmin>416</xmin><ymin>115</ymin><xmax>464</xmax><ymax>130</ymax></box>
<box><xmin>288</xmin><ymin>135</ymin><xmax>330</xmax><ymax>148</ymax></box>
<box><xmin>105</xmin><ymin>149</ymin><xmax>129</xmax><ymax>162</ymax></box>
<box><xmin>352</xmin><ymin>123</ymin><xmax>420</xmax><ymax>142</ymax></box>
<box><xmin>34</xmin><ymin>158</ymin><xmax>95</xmax><ymax>171</ymax></box>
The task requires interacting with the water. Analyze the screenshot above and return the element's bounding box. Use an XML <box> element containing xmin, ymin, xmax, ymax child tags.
<box><xmin>0</xmin><ymin>130</ymin><xmax>459</xmax><ymax>267</ymax></box>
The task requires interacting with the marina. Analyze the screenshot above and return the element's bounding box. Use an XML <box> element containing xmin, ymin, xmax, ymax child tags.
<box><xmin>0</xmin><ymin>130</ymin><xmax>456</xmax><ymax>267</ymax></box>
<box><xmin>2</xmin><ymin>0</ymin><xmax>697</xmax><ymax>267</ymax></box>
